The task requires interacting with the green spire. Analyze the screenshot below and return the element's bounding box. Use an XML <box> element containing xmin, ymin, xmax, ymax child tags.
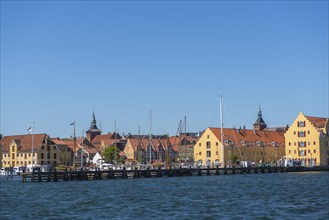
<box><xmin>258</xmin><ymin>105</ymin><xmax>262</xmax><ymax>118</ymax></box>
<box><xmin>90</xmin><ymin>111</ymin><xmax>98</xmax><ymax>130</ymax></box>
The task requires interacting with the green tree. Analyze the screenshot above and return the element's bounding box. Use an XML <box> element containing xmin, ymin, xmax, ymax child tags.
<box><xmin>231</xmin><ymin>154</ymin><xmax>238</xmax><ymax>165</ymax></box>
<box><xmin>103</xmin><ymin>146</ymin><xmax>120</xmax><ymax>163</ymax></box>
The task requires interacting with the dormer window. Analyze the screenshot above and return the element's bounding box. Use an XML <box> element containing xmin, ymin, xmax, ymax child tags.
<box><xmin>256</xmin><ymin>141</ymin><xmax>261</xmax><ymax>146</ymax></box>
<box><xmin>240</xmin><ymin>141</ymin><xmax>245</xmax><ymax>145</ymax></box>
<box><xmin>271</xmin><ymin>142</ymin><xmax>276</xmax><ymax>147</ymax></box>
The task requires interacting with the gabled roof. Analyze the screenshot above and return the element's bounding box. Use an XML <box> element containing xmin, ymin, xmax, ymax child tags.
<box><xmin>0</xmin><ymin>134</ymin><xmax>47</xmax><ymax>152</ymax></box>
<box><xmin>169</xmin><ymin>135</ymin><xmax>198</xmax><ymax>151</ymax></box>
<box><xmin>305</xmin><ymin>116</ymin><xmax>328</xmax><ymax>129</ymax></box>
<box><xmin>91</xmin><ymin>133</ymin><xmax>122</xmax><ymax>150</ymax></box>
<box><xmin>51</xmin><ymin>138</ymin><xmax>69</xmax><ymax>146</ymax></box>
<box><xmin>63</xmin><ymin>138</ymin><xmax>96</xmax><ymax>152</ymax></box>
<box><xmin>126</xmin><ymin>137</ymin><xmax>171</xmax><ymax>152</ymax></box>
<box><xmin>208</xmin><ymin>127</ymin><xmax>285</xmax><ymax>148</ymax></box>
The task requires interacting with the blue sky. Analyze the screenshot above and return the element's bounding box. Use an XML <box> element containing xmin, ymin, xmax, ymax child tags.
<box><xmin>1</xmin><ymin>1</ymin><xmax>328</xmax><ymax>138</ymax></box>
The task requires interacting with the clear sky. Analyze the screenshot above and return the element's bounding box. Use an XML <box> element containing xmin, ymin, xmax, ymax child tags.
<box><xmin>1</xmin><ymin>0</ymin><xmax>328</xmax><ymax>138</ymax></box>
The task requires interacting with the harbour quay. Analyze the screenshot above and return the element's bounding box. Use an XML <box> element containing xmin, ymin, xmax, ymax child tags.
<box><xmin>20</xmin><ymin>166</ymin><xmax>329</xmax><ymax>183</ymax></box>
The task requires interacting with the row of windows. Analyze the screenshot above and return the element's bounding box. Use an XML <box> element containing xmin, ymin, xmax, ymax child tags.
<box><xmin>40</xmin><ymin>153</ymin><xmax>57</xmax><ymax>160</ymax></box>
<box><xmin>197</xmin><ymin>151</ymin><xmax>268</xmax><ymax>157</ymax></box>
<box><xmin>41</xmin><ymin>146</ymin><xmax>57</xmax><ymax>151</ymax></box>
<box><xmin>3</xmin><ymin>161</ymin><xmax>32</xmax><ymax>165</ymax></box>
<box><xmin>288</xmin><ymin>149</ymin><xmax>316</xmax><ymax>155</ymax></box>
<box><xmin>293</xmin><ymin>130</ymin><xmax>310</xmax><ymax>136</ymax></box>
<box><xmin>288</xmin><ymin>141</ymin><xmax>316</xmax><ymax>147</ymax></box>
<box><xmin>3</xmin><ymin>153</ymin><xmax>35</xmax><ymax>158</ymax></box>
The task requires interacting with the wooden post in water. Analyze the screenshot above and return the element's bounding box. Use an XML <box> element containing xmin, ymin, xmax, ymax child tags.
<box><xmin>215</xmin><ymin>165</ymin><xmax>219</xmax><ymax>175</ymax></box>
<box><xmin>207</xmin><ymin>166</ymin><xmax>210</xmax><ymax>175</ymax></box>
<box><xmin>197</xmin><ymin>167</ymin><xmax>202</xmax><ymax>176</ymax></box>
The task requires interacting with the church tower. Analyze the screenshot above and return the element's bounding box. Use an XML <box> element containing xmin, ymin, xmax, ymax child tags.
<box><xmin>253</xmin><ymin>106</ymin><xmax>267</xmax><ymax>131</ymax></box>
<box><xmin>86</xmin><ymin>111</ymin><xmax>101</xmax><ymax>142</ymax></box>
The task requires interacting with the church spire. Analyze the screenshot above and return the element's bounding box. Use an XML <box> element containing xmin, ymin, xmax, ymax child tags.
<box><xmin>91</xmin><ymin>111</ymin><xmax>97</xmax><ymax>129</ymax></box>
<box><xmin>258</xmin><ymin>105</ymin><xmax>262</xmax><ymax>118</ymax></box>
<box><xmin>86</xmin><ymin>111</ymin><xmax>101</xmax><ymax>142</ymax></box>
<box><xmin>253</xmin><ymin>105</ymin><xmax>267</xmax><ymax>131</ymax></box>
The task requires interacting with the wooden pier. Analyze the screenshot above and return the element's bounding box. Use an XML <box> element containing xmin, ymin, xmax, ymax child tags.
<box><xmin>20</xmin><ymin>166</ymin><xmax>328</xmax><ymax>182</ymax></box>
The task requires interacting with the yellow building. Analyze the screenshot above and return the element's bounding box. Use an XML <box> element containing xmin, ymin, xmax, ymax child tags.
<box><xmin>0</xmin><ymin>134</ymin><xmax>72</xmax><ymax>168</ymax></box>
<box><xmin>194</xmin><ymin>127</ymin><xmax>285</xmax><ymax>167</ymax></box>
<box><xmin>284</xmin><ymin>112</ymin><xmax>329</xmax><ymax>166</ymax></box>
<box><xmin>194</xmin><ymin>107</ymin><xmax>285</xmax><ymax>167</ymax></box>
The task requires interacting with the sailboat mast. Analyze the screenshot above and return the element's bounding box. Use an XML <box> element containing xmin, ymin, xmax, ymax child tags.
<box><xmin>149</xmin><ymin>109</ymin><xmax>152</xmax><ymax>166</ymax></box>
<box><xmin>220</xmin><ymin>95</ymin><xmax>224</xmax><ymax>167</ymax></box>
<box><xmin>115</xmin><ymin>119</ymin><xmax>117</xmax><ymax>164</ymax></box>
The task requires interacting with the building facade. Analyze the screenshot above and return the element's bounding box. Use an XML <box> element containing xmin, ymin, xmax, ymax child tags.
<box><xmin>194</xmin><ymin>107</ymin><xmax>285</xmax><ymax>167</ymax></box>
<box><xmin>0</xmin><ymin>134</ymin><xmax>71</xmax><ymax>168</ymax></box>
<box><xmin>284</xmin><ymin>112</ymin><xmax>329</xmax><ymax>166</ymax></box>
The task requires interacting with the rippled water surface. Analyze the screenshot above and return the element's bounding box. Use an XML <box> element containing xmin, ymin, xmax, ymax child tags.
<box><xmin>1</xmin><ymin>172</ymin><xmax>328</xmax><ymax>219</ymax></box>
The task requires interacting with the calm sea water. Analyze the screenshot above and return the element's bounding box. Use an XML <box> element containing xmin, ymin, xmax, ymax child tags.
<box><xmin>1</xmin><ymin>172</ymin><xmax>328</xmax><ymax>219</ymax></box>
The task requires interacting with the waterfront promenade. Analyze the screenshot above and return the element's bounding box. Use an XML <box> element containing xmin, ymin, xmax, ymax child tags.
<box><xmin>20</xmin><ymin>166</ymin><xmax>329</xmax><ymax>182</ymax></box>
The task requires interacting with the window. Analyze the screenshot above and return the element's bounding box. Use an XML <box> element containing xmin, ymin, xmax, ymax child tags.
<box><xmin>308</xmin><ymin>141</ymin><xmax>310</xmax><ymax>146</ymax></box>
<box><xmin>288</xmin><ymin>150</ymin><xmax>291</xmax><ymax>154</ymax></box>
<box><xmin>288</xmin><ymin>142</ymin><xmax>291</xmax><ymax>146</ymax></box>
<box><xmin>294</xmin><ymin>131</ymin><xmax>296</xmax><ymax>135</ymax></box>
<box><xmin>53</xmin><ymin>146</ymin><xmax>56</xmax><ymax>150</ymax></box>
<box><xmin>308</xmin><ymin>150</ymin><xmax>310</xmax><ymax>153</ymax></box>
<box><xmin>298</xmin><ymin>121</ymin><xmax>305</xmax><ymax>127</ymax></box>
<box><xmin>308</xmin><ymin>131</ymin><xmax>310</xmax><ymax>134</ymax></box>
<box><xmin>199</xmin><ymin>152</ymin><xmax>201</xmax><ymax>156</ymax></box>
<box><xmin>294</xmin><ymin>150</ymin><xmax>296</xmax><ymax>154</ymax></box>
<box><xmin>47</xmin><ymin>146</ymin><xmax>50</xmax><ymax>151</ymax></box>
<box><xmin>206</xmin><ymin>150</ymin><xmax>211</xmax><ymax>157</ymax></box>
<box><xmin>216</xmin><ymin>151</ymin><xmax>218</xmax><ymax>155</ymax></box>
<box><xmin>216</xmin><ymin>142</ymin><xmax>218</xmax><ymax>146</ymax></box>
<box><xmin>41</xmin><ymin>146</ymin><xmax>44</xmax><ymax>150</ymax></box>
<box><xmin>313</xmin><ymin>149</ymin><xmax>316</xmax><ymax>153</ymax></box>
<box><xmin>298</xmin><ymin>131</ymin><xmax>305</xmax><ymax>137</ymax></box>
<box><xmin>25</xmin><ymin>154</ymin><xmax>27</xmax><ymax>159</ymax></box>
<box><xmin>207</xmin><ymin>135</ymin><xmax>210</xmax><ymax>139</ymax></box>
<box><xmin>206</xmin><ymin>141</ymin><xmax>211</xmax><ymax>149</ymax></box>
<box><xmin>41</xmin><ymin>153</ymin><xmax>44</xmax><ymax>159</ymax></box>
<box><xmin>47</xmin><ymin>153</ymin><xmax>50</xmax><ymax>160</ymax></box>
<box><xmin>313</xmin><ymin>141</ymin><xmax>316</xmax><ymax>145</ymax></box>
<box><xmin>12</xmin><ymin>153</ymin><xmax>15</xmax><ymax>159</ymax></box>
<box><xmin>294</xmin><ymin>142</ymin><xmax>296</xmax><ymax>146</ymax></box>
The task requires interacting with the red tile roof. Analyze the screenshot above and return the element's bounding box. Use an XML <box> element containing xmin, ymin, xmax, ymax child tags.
<box><xmin>209</xmin><ymin>127</ymin><xmax>285</xmax><ymax>148</ymax></box>
<box><xmin>305</xmin><ymin>116</ymin><xmax>328</xmax><ymax>129</ymax></box>
<box><xmin>0</xmin><ymin>134</ymin><xmax>47</xmax><ymax>152</ymax></box>
<box><xmin>127</xmin><ymin>137</ymin><xmax>171</xmax><ymax>152</ymax></box>
<box><xmin>169</xmin><ymin>135</ymin><xmax>199</xmax><ymax>151</ymax></box>
<box><xmin>91</xmin><ymin>133</ymin><xmax>121</xmax><ymax>150</ymax></box>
